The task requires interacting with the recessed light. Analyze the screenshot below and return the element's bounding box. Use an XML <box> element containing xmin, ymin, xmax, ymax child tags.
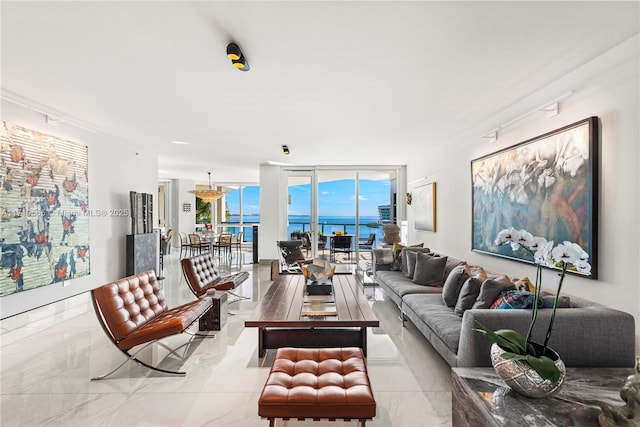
<box><xmin>171</xmin><ymin>140</ymin><xmax>190</xmax><ymax>145</ymax></box>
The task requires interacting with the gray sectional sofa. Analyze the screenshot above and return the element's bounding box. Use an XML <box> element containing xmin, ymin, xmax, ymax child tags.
<box><xmin>372</xmin><ymin>247</ymin><xmax>636</xmax><ymax>368</ymax></box>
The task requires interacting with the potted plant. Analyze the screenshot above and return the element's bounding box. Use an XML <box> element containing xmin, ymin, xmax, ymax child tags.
<box><xmin>475</xmin><ymin>227</ymin><xmax>591</xmax><ymax>397</ymax></box>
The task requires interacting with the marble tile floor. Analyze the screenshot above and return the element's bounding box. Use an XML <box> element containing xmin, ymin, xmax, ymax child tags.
<box><xmin>1</xmin><ymin>250</ymin><xmax>453</xmax><ymax>426</ymax></box>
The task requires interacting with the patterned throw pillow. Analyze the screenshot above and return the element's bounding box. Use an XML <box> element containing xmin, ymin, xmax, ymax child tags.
<box><xmin>513</xmin><ymin>277</ymin><xmax>535</xmax><ymax>293</ymax></box>
<box><xmin>490</xmin><ymin>288</ymin><xmax>540</xmax><ymax>310</ymax></box>
<box><xmin>390</xmin><ymin>243</ymin><xmax>424</xmax><ymax>271</ymax></box>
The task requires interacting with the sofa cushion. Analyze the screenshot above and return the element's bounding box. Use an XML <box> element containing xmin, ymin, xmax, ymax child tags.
<box><xmin>472</xmin><ymin>275</ymin><xmax>512</xmax><ymax>309</ymax></box>
<box><xmin>412</xmin><ymin>252</ymin><xmax>448</xmax><ymax>286</ymax></box>
<box><xmin>454</xmin><ymin>276</ymin><xmax>484</xmax><ymax>316</ymax></box>
<box><xmin>403</xmin><ymin>251</ymin><xmax>418</xmax><ymax>279</ymax></box>
<box><xmin>376</xmin><ymin>270</ymin><xmax>443</xmax><ymax>299</ymax></box>
<box><xmin>402</xmin><ymin>294</ymin><xmax>462</xmax><ymax>354</ymax></box>
<box><xmin>442</xmin><ymin>264</ymin><xmax>470</xmax><ymax>307</ymax></box>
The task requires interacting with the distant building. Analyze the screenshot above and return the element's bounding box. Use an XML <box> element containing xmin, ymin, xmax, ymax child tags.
<box><xmin>378</xmin><ymin>205</ymin><xmax>392</xmax><ymax>224</ymax></box>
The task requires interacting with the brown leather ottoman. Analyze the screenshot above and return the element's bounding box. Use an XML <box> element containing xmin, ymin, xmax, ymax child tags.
<box><xmin>258</xmin><ymin>347</ymin><xmax>376</xmax><ymax>427</ymax></box>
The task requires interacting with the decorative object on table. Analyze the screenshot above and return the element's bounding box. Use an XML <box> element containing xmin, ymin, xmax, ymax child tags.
<box><xmin>303</xmin><ymin>258</ymin><xmax>335</xmax><ymax>295</ymax></box>
<box><xmin>598</xmin><ymin>357</ymin><xmax>640</xmax><ymax>427</ymax></box>
<box><xmin>0</xmin><ymin>122</ymin><xmax>90</xmax><ymax>296</ymax></box>
<box><xmin>475</xmin><ymin>227</ymin><xmax>591</xmax><ymax>398</ymax></box>
<box><xmin>471</xmin><ymin>116</ymin><xmax>599</xmax><ymax>279</ymax></box>
<box><xmin>301</xmin><ymin>300</ymin><xmax>337</xmax><ymax>316</ymax></box>
<box><xmin>413</xmin><ymin>182</ymin><xmax>436</xmax><ymax>231</ymax></box>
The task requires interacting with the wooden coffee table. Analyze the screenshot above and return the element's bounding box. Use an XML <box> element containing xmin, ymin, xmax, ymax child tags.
<box><xmin>245</xmin><ymin>274</ymin><xmax>379</xmax><ymax>357</ymax></box>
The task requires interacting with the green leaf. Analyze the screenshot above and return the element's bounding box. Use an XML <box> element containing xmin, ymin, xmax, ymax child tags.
<box><xmin>525</xmin><ymin>355</ymin><xmax>562</xmax><ymax>383</ymax></box>
<box><xmin>501</xmin><ymin>352</ymin><xmax>528</xmax><ymax>362</ymax></box>
<box><xmin>474</xmin><ymin>323</ymin><xmax>526</xmax><ymax>355</ymax></box>
<box><xmin>494</xmin><ymin>330</ymin><xmax>529</xmax><ymax>353</ymax></box>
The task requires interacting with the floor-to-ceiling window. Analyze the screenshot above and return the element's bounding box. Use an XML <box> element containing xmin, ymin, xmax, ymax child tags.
<box><xmin>220</xmin><ymin>184</ymin><xmax>260</xmax><ymax>242</ymax></box>
<box><xmin>284</xmin><ymin>167</ymin><xmax>403</xmax><ymax>267</ymax></box>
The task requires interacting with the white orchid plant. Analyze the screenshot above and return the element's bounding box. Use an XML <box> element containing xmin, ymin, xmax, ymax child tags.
<box><xmin>475</xmin><ymin>227</ymin><xmax>591</xmax><ymax>383</ymax></box>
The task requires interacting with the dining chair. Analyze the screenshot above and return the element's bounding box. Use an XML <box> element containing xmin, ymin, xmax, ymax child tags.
<box><xmin>231</xmin><ymin>231</ymin><xmax>243</xmax><ymax>258</ymax></box>
<box><xmin>178</xmin><ymin>232</ymin><xmax>193</xmax><ymax>258</ymax></box>
<box><xmin>188</xmin><ymin>233</ymin><xmax>210</xmax><ymax>255</ymax></box>
<box><xmin>213</xmin><ymin>232</ymin><xmax>232</xmax><ymax>258</ymax></box>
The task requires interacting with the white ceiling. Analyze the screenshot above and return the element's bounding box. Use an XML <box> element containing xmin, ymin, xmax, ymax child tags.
<box><xmin>2</xmin><ymin>1</ymin><xmax>638</xmax><ymax>184</ymax></box>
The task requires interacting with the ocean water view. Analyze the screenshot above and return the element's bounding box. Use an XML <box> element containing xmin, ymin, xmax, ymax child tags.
<box><xmin>221</xmin><ymin>215</ymin><xmax>384</xmax><ymax>243</ymax></box>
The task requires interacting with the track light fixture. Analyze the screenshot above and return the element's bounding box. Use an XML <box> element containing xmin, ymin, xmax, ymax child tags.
<box><xmin>226</xmin><ymin>42</ymin><xmax>250</xmax><ymax>71</ymax></box>
<box><xmin>282</xmin><ymin>145</ymin><xmax>290</xmax><ymax>155</ymax></box>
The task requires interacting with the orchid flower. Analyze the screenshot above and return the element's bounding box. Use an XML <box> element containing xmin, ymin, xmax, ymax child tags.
<box><xmin>495</xmin><ymin>227</ymin><xmax>519</xmax><ymax>246</ymax></box>
<box><xmin>551</xmin><ymin>241</ymin><xmax>582</xmax><ymax>265</ymax></box>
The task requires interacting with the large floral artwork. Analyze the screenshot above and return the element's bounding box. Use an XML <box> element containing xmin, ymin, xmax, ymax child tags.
<box><xmin>0</xmin><ymin>122</ymin><xmax>90</xmax><ymax>296</ymax></box>
<box><xmin>471</xmin><ymin>117</ymin><xmax>598</xmax><ymax>278</ymax></box>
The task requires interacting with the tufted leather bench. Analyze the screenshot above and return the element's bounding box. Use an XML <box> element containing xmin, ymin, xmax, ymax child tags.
<box><xmin>181</xmin><ymin>253</ymin><xmax>249</xmax><ymax>297</ymax></box>
<box><xmin>91</xmin><ymin>270</ymin><xmax>212</xmax><ymax>378</ymax></box>
<box><xmin>258</xmin><ymin>347</ymin><xmax>376</xmax><ymax>426</ymax></box>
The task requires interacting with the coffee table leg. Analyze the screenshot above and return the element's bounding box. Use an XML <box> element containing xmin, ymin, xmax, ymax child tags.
<box><xmin>258</xmin><ymin>327</ymin><xmax>266</xmax><ymax>358</ymax></box>
<box><xmin>361</xmin><ymin>327</ymin><xmax>367</xmax><ymax>357</ymax></box>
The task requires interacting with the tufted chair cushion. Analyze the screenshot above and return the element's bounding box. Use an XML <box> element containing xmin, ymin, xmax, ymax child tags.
<box><xmin>181</xmin><ymin>253</ymin><xmax>248</xmax><ymax>297</ymax></box>
<box><xmin>92</xmin><ymin>270</ymin><xmax>211</xmax><ymax>351</ymax></box>
<box><xmin>259</xmin><ymin>347</ymin><xmax>376</xmax><ymax>420</ymax></box>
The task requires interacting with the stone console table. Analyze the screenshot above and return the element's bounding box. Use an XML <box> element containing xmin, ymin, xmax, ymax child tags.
<box><xmin>452</xmin><ymin>367</ymin><xmax>632</xmax><ymax>427</ymax></box>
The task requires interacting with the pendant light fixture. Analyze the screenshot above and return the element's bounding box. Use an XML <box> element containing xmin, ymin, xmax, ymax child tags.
<box><xmin>226</xmin><ymin>42</ymin><xmax>250</xmax><ymax>71</ymax></box>
<box><xmin>189</xmin><ymin>172</ymin><xmax>226</xmax><ymax>203</ymax></box>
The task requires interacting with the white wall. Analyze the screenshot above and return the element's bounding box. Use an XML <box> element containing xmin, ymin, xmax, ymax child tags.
<box><xmin>1</xmin><ymin>101</ymin><xmax>158</xmax><ymax>318</ymax></box>
<box><xmin>406</xmin><ymin>35</ymin><xmax>640</xmax><ymax>331</ymax></box>
<box><xmin>259</xmin><ymin>165</ymin><xmax>284</xmax><ymax>261</ymax></box>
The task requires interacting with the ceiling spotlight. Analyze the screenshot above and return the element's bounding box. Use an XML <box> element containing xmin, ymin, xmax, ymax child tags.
<box><xmin>226</xmin><ymin>42</ymin><xmax>250</xmax><ymax>71</ymax></box>
<box><xmin>282</xmin><ymin>145</ymin><xmax>290</xmax><ymax>155</ymax></box>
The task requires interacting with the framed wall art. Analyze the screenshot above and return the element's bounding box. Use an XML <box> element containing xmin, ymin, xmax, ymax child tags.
<box><xmin>0</xmin><ymin>122</ymin><xmax>90</xmax><ymax>296</ymax></box>
<box><xmin>414</xmin><ymin>181</ymin><xmax>436</xmax><ymax>232</ymax></box>
<box><xmin>471</xmin><ymin>117</ymin><xmax>599</xmax><ymax>278</ymax></box>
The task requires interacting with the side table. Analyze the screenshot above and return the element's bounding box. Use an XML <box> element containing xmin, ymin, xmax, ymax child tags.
<box><xmin>356</xmin><ymin>259</ymin><xmax>375</xmax><ymax>285</ymax></box>
<box><xmin>452</xmin><ymin>367</ymin><xmax>631</xmax><ymax>427</ymax></box>
<box><xmin>199</xmin><ymin>291</ymin><xmax>228</xmax><ymax>331</ymax></box>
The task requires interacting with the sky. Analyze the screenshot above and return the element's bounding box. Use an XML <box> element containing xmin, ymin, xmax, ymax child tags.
<box><xmin>226</xmin><ymin>179</ymin><xmax>391</xmax><ymax>217</ymax></box>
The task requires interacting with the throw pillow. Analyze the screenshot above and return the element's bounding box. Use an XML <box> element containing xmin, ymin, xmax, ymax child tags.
<box><xmin>541</xmin><ymin>295</ymin><xmax>571</xmax><ymax>308</ymax></box>
<box><xmin>390</xmin><ymin>243</ymin><xmax>424</xmax><ymax>272</ymax></box>
<box><xmin>401</xmin><ymin>247</ymin><xmax>432</xmax><ymax>275</ymax></box>
<box><xmin>472</xmin><ymin>275</ymin><xmax>513</xmax><ymax>309</ymax></box>
<box><xmin>490</xmin><ymin>289</ymin><xmax>539</xmax><ymax>310</ymax></box>
<box><xmin>454</xmin><ymin>275</ymin><xmax>484</xmax><ymax>316</ymax></box>
<box><xmin>514</xmin><ymin>277</ymin><xmax>535</xmax><ymax>293</ymax></box>
<box><xmin>412</xmin><ymin>252</ymin><xmax>448</xmax><ymax>286</ymax></box>
<box><xmin>403</xmin><ymin>250</ymin><xmax>418</xmax><ymax>279</ymax></box>
<box><xmin>442</xmin><ymin>264</ymin><xmax>470</xmax><ymax>307</ymax></box>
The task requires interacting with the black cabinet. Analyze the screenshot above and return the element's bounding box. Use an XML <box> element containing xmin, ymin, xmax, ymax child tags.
<box><xmin>126</xmin><ymin>232</ymin><xmax>159</xmax><ymax>276</ymax></box>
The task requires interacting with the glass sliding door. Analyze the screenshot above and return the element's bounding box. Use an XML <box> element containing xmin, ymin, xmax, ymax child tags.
<box><xmin>284</xmin><ymin>167</ymin><xmax>402</xmax><ymax>268</ymax></box>
<box><xmin>317</xmin><ymin>170</ymin><xmax>356</xmax><ymax>267</ymax></box>
<box><xmin>287</xmin><ymin>172</ymin><xmax>316</xmax><ymax>258</ymax></box>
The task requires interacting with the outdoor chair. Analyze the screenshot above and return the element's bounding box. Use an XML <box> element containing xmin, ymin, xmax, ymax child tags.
<box><xmin>300</xmin><ymin>232</ymin><xmax>312</xmax><ymax>255</ymax></box>
<box><xmin>277</xmin><ymin>240</ymin><xmax>312</xmax><ymax>273</ymax></box>
<box><xmin>359</xmin><ymin>233</ymin><xmax>376</xmax><ymax>250</ymax></box>
<box><xmin>330</xmin><ymin>235</ymin><xmax>353</xmax><ymax>262</ymax></box>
